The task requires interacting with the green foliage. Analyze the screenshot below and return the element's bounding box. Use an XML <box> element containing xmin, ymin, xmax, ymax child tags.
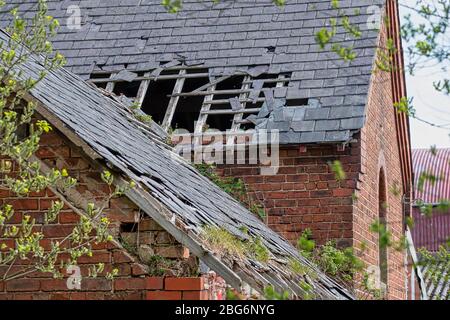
<box><xmin>393</xmin><ymin>97</ymin><xmax>416</xmax><ymax>116</ymax></box>
<box><xmin>146</xmin><ymin>255</ymin><xmax>176</xmax><ymax>276</ymax></box>
<box><xmin>0</xmin><ymin>0</ymin><xmax>132</xmax><ymax>283</ymax></box>
<box><xmin>417</xmin><ymin>245</ymin><xmax>450</xmax><ymax>300</ymax></box>
<box><xmin>248</xmin><ymin>236</ymin><xmax>270</xmax><ymax>263</ymax></box>
<box><xmin>201</xmin><ymin>225</ymin><xmax>270</xmax><ymax>263</ymax></box>
<box><xmin>329</xmin><ymin>160</ymin><xmax>346</xmax><ymax>182</ymax></box>
<box><xmin>401</xmin><ymin>1</ymin><xmax>449</xmax><ymax>94</ymax></box>
<box><xmin>316</xmin><ymin>241</ymin><xmax>364</xmax><ymax>282</ymax></box>
<box><xmin>263</xmin><ymin>285</ymin><xmax>290</xmax><ymax>300</ymax></box>
<box><xmin>296</xmin><ymin>228</ymin><xmax>315</xmax><ymax>257</ymax></box>
<box><xmin>129</xmin><ymin>101</ymin><xmax>153</xmax><ymax>124</ymax></box>
<box><xmin>315</xmin><ymin>1</ymin><xmax>360</xmax><ymax>61</ymax></box>
<box><xmin>295</xmin><ymin>229</ymin><xmax>363</xmax><ymax>287</ymax></box>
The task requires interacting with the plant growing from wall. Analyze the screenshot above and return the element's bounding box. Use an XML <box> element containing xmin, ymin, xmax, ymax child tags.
<box><xmin>0</xmin><ymin>0</ymin><xmax>134</xmax><ymax>284</ymax></box>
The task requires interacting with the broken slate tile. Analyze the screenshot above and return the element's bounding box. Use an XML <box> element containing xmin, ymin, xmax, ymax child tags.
<box><xmin>229</xmin><ymin>97</ymin><xmax>242</xmax><ymax>111</ymax></box>
<box><xmin>111</xmin><ymin>70</ymin><xmax>138</xmax><ymax>82</ymax></box>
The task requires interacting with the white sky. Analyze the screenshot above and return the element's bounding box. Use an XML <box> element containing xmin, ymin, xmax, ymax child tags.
<box><xmin>399</xmin><ymin>2</ymin><xmax>450</xmax><ymax>149</ymax></box>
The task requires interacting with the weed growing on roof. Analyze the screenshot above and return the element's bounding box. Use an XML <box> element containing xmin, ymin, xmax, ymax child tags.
<box><xmin>295</xmin><ymin>229</ymin><xmax>364</xmax><ymax>285</ymax></box>
<box><xmin>299</xmin><ymin>280</ymin><xmax>315</xmax><ymax>300</ymax></box>
<box><xmin>130</xmin><ymin>101</ymin><xmax>153</xmax><ymax>124</ymax></box>
<box><xmin>201</xmin><ymin>226</ymin><xmax>270</xmax><ymax>263</ymax></box>
<box><xmin>249</xmin><ymin>236</ymin><xmax>270</xmax><ymax>263</ymax></box>
<box><xmin>263</xmin><ymin>285</ymin><xmax>290</xmax><ymax>300</ymax></box>
<box><xmin>202</xmin><ymin>225</ymin><xmax>248</xmax><ymax>258</ymax></box>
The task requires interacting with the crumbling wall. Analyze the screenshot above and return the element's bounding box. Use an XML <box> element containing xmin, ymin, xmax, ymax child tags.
<box><xmin>0</xmin><ymin>119</ymin><xmax>224</xmax><ymax>300</ymax></box>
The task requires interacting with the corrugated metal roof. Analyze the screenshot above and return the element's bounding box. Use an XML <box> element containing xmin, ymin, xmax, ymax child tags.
<box><xmin>421</xmin><ymin>257</ymin><xmax>450</xmax><ymax>300</ymax></box>
<box><xmin>413</xmin><ymin>148</ymin><xmax>450</xmax><ymax>204</ymax></box>
<box><xmin>412</xmin><ymin>207</ymin><xmax>450</xmax><ymax>252</ymax></box>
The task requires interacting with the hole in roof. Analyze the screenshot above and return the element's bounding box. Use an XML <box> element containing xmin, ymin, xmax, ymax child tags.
<box><xmin>89</xmin><ymin>72</ymin><xmax>110</xmax><ymax>89</ymax></box>
<box><xmin>266</xmin><ymin>46</ymin><xmax>276</xmax><ymax>53</ymax></box>
<box><xmin>171</xmin><ymin>76</ymin><xmax>210</xmax><ymax>132</ymax></box>
<box><xmin>206</xmin><ymin>113</ymin><xmax>235</xmax><ymax>132</ymax></box>
<box><xmin>141</xmin><ymin>78</ymin><xmax>177</xmax><ymax>125</ymax></box>
<box><xmin>285</xmin><ymin>98</ymin><xmax>309</xmax><ymax>107</ymax></box>
<box><xmin>113</xmin><ymin>81</ymin><xmax>141</xmax><ymax>98</ymax></box>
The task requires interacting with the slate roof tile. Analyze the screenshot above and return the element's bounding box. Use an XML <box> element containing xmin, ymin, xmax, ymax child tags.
<box><xmin>0</xmin><ymin>0</ymin><xmax>384</xmax><ymax>145</ymax></box>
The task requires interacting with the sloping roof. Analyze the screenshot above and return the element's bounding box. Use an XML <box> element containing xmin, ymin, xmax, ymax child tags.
<box><xmin>413</xmin><ymin>148</ymin><xmax>450</xmax><ymax>204</ymax></box>
<box><xmin>421</xmin><ymin>258</ymin><xmax>450</xmax><ymax>300</ymax></box>
<box><xmin>411</xmin><ymin>148</ymin><xmax>450</xmax><ymax>252</ymax></box>
<box><xmin>412</xmin><ymin>209</ymin><xmax>450</xmax><ymax>252</ymax></box>
<box><xmin>0</xmin><ymin>0</ymin><xmax>385</xmax><ymax>144</ymax></box>
<box><xmin>0</xmin><ymin>29</ymin><xmax>353</xmax><ymax>299</ymax></box>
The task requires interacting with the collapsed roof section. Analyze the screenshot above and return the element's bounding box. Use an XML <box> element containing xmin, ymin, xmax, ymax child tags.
<box><xmin>0</xmin><ymin>0</ymin><xmax>385</xmax><ymax>144</ymax></box>
<box><xmin>0</xmin><ymin>29</ymin><xmax>353</xmax><ymax>299</ymax></box>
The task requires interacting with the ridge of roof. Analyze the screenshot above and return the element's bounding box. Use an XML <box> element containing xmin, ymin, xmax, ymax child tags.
<box><xmin>0</xmin><ymin>29</ymin><xmax>353</xmax><ymax>299</ymax></box>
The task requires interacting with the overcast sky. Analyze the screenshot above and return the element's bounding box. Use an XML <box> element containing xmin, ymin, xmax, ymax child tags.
<box><xmin>400</xmin><ymin>2</ymin><xmax>450</xmax><ymax>149</ymax></box>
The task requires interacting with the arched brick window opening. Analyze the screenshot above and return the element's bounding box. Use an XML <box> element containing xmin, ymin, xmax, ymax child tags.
<box><xmin>378</xmin><ymin>168</ymin><xmax>388</xmax><ymax>292</ymax></box>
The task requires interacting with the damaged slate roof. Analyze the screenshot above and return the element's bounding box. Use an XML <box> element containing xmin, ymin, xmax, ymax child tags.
<box><xmin>0</xmin><ymin>29</ymin><xmax>353</xmax><ymax>299</ymax></box>
<box><xmin>0</xmin><ymin>0</ymin><xmax>385</xmax><ymax>144</ymax></box>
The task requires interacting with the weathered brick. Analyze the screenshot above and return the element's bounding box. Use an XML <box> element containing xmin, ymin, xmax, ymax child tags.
<box><xmin>146</xmin><ymin>277</ymin><xmax>164</xmax><ymax>290</ymax></box>
<box><xmin>6</xmin><ymin>279</ymin><xmax>40</xmax><ymax>292</ymax></box>
<box><xmin>165</xmin><ymin>277</ymin><xmax>204</xmax><ymax>291</ymax></box>
<box><xmin>182</xmin><ymin>290</ymin><xmax>209</xmax><ymax>300</ymax></box>
<box><xmin>146</xmin><ymin>290</ymin><xmax>182</xmax><ymax>300</ymax></box>
<box><xmin>154</xmin><ymin>246</ymin><xmax>189</xmax><ymax>259</ymax></box>
<box><xmin>114</xmin><ymin>278</ymin><xmax>146</xmax><ymax>291</ymax></box>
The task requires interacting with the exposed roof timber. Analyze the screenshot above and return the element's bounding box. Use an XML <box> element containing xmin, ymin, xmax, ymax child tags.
<box><xmin>162</xmin><ymin>69</ymin><xmax>187</xmax><ymax>131</ymax></box>
<box><xmin>90</xmin><ymin>72</ymin><xmax>211</xmax><ymax>84</ymax></box>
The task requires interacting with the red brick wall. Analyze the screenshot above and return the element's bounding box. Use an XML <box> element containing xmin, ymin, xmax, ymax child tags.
<box><xmin>215</xmin><ymin>20</ymin><xmax>409</xmax><ymax>301</ymax></box>
<box><xmin>217</xmin><ymin>144</ymin><xmax>358</xmax><ymax>248</ymax></box>
<box><xmin>352</xmin><ymin>19</ymin><xmax>407</xmax><ymax>300</ymax></box>
<box><xmin>0</xmin><ymin>121</ymin><xmax>224</xmax><ymax>300</ymax></box>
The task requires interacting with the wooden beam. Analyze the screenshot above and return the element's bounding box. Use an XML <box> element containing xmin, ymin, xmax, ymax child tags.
<box><xmin>162</xmin><ymin>69</ymin><xmax>186</xmax><ymax>131</ymax></box>
<box><xmin>201</xmin><ymin>108</ymin><xmax>261</xmax><ymax>115</ymax></box>
<box><xmin>105</xmin><ymin>73</ymin><xmax>116</xmax><ymax>92</ymax></box>
<box><xmin>135</xmin><ymin>72</ymin><xmax>152</xmax><ymax>106</ymax></box>
<box><xmin>191</xmin><ymin>75</ymin><xmax>231</xmax><ymax>93</ymax></box>
<box><xmin>123</xmin><ymin>181</ymin><xmax>243</xmax><ymax>291</ymax></box>
<box><xmin>91</xmin><ymin>72</ymin><xmax>210</xmax><ymax>84</ymax></box>
<box><xmin>169</xmin><ymin>88</ymin><xmax>252</xmax><ymax>97</ymax></box>
<box><xmin>194</xmin><ymin>84</ymin><xmax>216</xmax><ymax>135</ymax></box>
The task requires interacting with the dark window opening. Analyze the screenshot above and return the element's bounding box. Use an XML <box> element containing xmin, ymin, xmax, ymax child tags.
<box><xmin>170</xmin><ymin>76</ymin><xmax>210</xmax><ymax>132</ymax></box>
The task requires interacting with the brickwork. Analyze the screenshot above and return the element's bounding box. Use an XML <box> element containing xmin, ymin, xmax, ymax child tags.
<box><xmin>215</xmin><ymin>18</ymin><xmax>409</xmax><ymax>301</ymax></box>
<box><xmin>0</xmin><ymin>122</ymin><xmax>224</xmax><ymax>300</ymax></box>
